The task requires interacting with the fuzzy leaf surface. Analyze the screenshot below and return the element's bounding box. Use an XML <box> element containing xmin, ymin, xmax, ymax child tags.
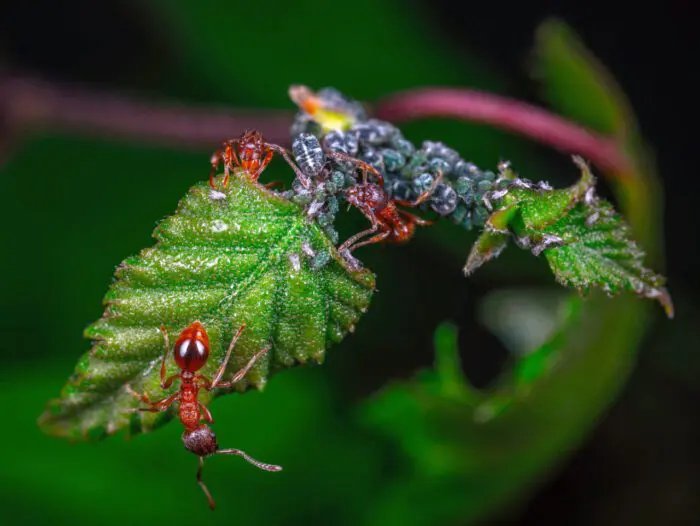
<box><xmin>466</xmin><ymin>160</ymin><xmax>671</xmax><ymax>315</ymax></box>
<box><xmin>539</xmin><ymin>199</ymin><xmax>669</xmax><ymax>308</ymax></box>
<box><xmin>40</xmin><ymin>175</ymin><xmax>375</xmax><ymax>439</ymax></box>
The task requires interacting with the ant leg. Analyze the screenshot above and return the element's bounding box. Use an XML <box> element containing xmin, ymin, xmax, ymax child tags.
<box><xmin>125</xmin><ymin>388</ymin><xmax>178</xmax><ymax>412</ymax></box>
<box><xmin>398</xmin><ymin>208</ymin><xmax>432</xmax><ymax>227</ymax></box>
<box><xmin>345</xmin><ymin>229</ymin><xmax>391</xmax><ymax>253</ymax></box>
<box><xmin>209</xmin><ymin>324</ymin><xmax>246</xmax><ymax>388</ymax></box>
<box><xmin>136</xmin><ymin>391</ymin><xmax>179</xmax><ymax>413</ymax></box>
<box><xmin>209</xmin><ymin>150</ymin><xmax>224</xmax><ymax>189</ymax></box>
<box><xmin>339</xmin><ymin>203</ymin><xmax>385</xmax><ymax>253</ymax></box>
<box><xmin>217</xmin><ymin>448</ymin><xmax>283</xmax><ymax>472</ymax></box>
<box><xmin>197</xmin><ymin>457</ymin><xmax>216</xmax><ymax>511</ymax></box>
<box><xmin>219</xmin><ymin>347</ymin><xmax>269</xmax><ymax>387</ymax></box>
<box><xmin>251</xmin><ymin>147</ymin><xmax>275</xmax><ymax>182</ymax></box>
<box><xmin>125</xmin><ymin>383</ymin><xmax>152</xmax><ymax>404</ymax></box>
<box><xmin>158</xmin><ymin>325</ymin><xmax>173</xmax><ymax>388</ymax></box>
<box><xmin>326</xmin><ymin>151</ymin><xmax>383</xmax><ymax>186</ymax></box>
<box><xmin>224</xmin><ymin>143</ymin><xmax>242</xmax><ymax>187</ymax></box>
<box><xmin>210</xmin><ymin>347</ymin><xmax>270</xmax><ymax>389</ymax></box>
<box><xmin>395</xmin><ymin>170</ymin><xmax>444</xmax><ymax>207</ymax></box>
<box><xmin>210</xmin><ymin>140</ymin><xmax>239</xmax><ymax>188</ymax></box>
<box><xmin>199</xmin><ymin>403</ymin><xmax>214</xmax><ymax>424</ymax></box>
<box><xmin>339</xmin><ymin>223</ymin><xmax>378</xmax><ymax>254</ymax></box>
<box><xmin>268</xmin><ymin>144</ymin><xmax>311</xmax><ymax>189</ymax></box>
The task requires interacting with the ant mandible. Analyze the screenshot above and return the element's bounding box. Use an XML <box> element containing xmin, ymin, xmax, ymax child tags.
<box><xmin>210</xmin><ymin>129</ymin><xmax>311</xmax><ymax>190</ymax></box>
<box><xmin>126</xmin><ymin>321</ymin><xmax>281</xmax><ymax>510</ymax></box>
<box><xmin>339</xmin><ymin>170</ymin><xmax>443</xmax><ymax>254</ymax></box>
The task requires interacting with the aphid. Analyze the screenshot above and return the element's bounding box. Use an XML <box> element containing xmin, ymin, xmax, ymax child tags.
<box><xmin>429</xmin><ymin>183</ymin><xmax>459</xmax><ymax>216</ymax></box>
<box><xmin>210</xmin><ymin>129</ymin><xmax>310</xmax><ymax>189</ymax></box>
<box><xmin>340</xmin><ymin>169</ymin><xmax>443</xmax><ymax>254</ymax></box>
<box><xmin>292</xmin><ymin>133</ymin><xmax>325</xmax><ymax>177</ymax></box>
<box><xmin>126</xmin><ymin>321</ymin><xmax>281</xmax><ymax>510</ymax></box>
<box><xmin>291</xmin><ymin>132</ymin><xmax>381</xmax><ymax>187</ymax></box>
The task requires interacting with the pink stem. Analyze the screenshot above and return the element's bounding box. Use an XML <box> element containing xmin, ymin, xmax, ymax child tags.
<box><xmin>0</xmin><ymin>75</ymin><xmax>294</xmax><ymax>150</ymax></box>
<box><xmin>374</xmin><ymin>88</ymin><xmax>632</xmax><ymax>174</ymax></box>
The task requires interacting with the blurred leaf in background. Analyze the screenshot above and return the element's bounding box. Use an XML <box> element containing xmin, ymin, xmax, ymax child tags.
<box><xmin>0</xmin><ymin>2</ymin><xmax>689</xmax><ymax>526</ymax></box>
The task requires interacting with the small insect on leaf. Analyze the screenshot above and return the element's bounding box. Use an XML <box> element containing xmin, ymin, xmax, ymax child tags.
<box><xmin>39</xmin><ymin>175</ymin><xmax>375</xmax><ymax>440</ymax></box>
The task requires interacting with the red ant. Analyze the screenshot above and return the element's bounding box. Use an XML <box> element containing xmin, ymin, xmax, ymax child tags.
<box><xmin>339</xmin><ymin>170</ymin><xmax>443</xmax><ymax>254</ymax></box>
<box><xmin>210</xmin><ymin>129</ymin><xmax>310</xmax><ymax>190</ymax></box>
<box><xmin>126</xmin><ymin>321</ymin><xmax>281</xmax><ymax>510</ymax></box>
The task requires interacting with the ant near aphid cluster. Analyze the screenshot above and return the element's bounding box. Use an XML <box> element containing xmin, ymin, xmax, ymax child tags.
<box><xmin>208</xmin><ymin>125</ymin><xmax>441</xmax><ymax>263</ymax></box>
<box><xmin>130</xmin><ymin>87</ymin><xmax>446</xmax><ymax>510</ymax></box>
<box><xmin>126</xmin><ymin>322</ymin><xmax>281</xmax><ymax>510</ymax></box>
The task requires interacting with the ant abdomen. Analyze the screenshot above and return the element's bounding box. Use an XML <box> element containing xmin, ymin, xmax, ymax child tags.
<box><xmin>184</xmin><ymin>425</ymin><xmax>219</xmax><ymax>457</ymax></box>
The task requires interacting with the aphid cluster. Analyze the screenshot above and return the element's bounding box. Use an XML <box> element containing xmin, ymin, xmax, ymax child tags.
<box><xmin>207</xmin><ymin>86</ymin><xmax>524</xmax><ymax>265</ymax></box>
<box><xmin>125</xmin><ymin>85</ymin><xmax>551</xmax><ymax>510</ymax></box>
<box><xmin>286</xmin><ymin>86</ymin><xmax>515</xmax><ymax>238</ymax></box>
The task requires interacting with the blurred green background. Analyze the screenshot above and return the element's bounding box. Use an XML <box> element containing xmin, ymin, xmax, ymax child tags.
<box><xmin>1</xmin><ymin>1</ymin><xmax>698</xmax><ymax>525</ymax></box>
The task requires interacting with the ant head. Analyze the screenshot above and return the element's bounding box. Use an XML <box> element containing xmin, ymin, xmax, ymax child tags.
<box><xmin>174</xmin><ymin>321</ymin><xmax>210</xmax><ymax>373</ymax></box>
<box><xmin>345</xmin><ymin>183</ymin><xmax>386</xmax><ymax>210</ymax></box>
<box><xmin>183</xmin><ymin>425</ymin><xmax>219</xmax><ymax>457</ymax></box>
<box><xmin>240</xmin><ymin>129</ymin><xmax>263</xmax><ymax>148</ymax></box>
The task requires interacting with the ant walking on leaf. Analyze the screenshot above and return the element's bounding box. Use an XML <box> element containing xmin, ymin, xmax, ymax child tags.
<box><xmin>210</xmin><ymin>129</ymin><xmax>311</xmax><ymax>190</ymax></box>
<box><xmin>126</xmin><ymin>321</ymin><xmax>282</xmax><ymax>510</ymax></box>
<box><xmin>340</xmin><ymin>169</ymin><xmax>443</xmax><ymax>255</ymax></box>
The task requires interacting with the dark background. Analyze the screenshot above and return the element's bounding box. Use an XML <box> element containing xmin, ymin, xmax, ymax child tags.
<box><xmin>0</xmin><ymin>1</ymin><xmax>697</xmax><ymax>525</ymax></box>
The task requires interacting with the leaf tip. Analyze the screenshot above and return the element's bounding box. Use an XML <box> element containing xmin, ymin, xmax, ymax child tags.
<box><xmin>464</xmin><ymin>231</ymin><xmax>509</xmax><ymax>276</ymax></box>
<box><xmin>647</xmin><ymin>286</ymin><xmax>674</xmax><ymax>319</ymax></box>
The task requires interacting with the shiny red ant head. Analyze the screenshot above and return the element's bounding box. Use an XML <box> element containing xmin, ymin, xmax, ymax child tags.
<box><xmin>174</xmin><ymin>321</ymin><xmax>211</xmax><ymax>372</ymax></box>
<box><xmin>345</xmin><ymin>182</ymin><xmax>387</xmax><ymax>210</ymax></box>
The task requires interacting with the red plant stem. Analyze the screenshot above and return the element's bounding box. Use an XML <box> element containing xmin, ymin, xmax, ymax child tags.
<box><xmin>2</xmin><ymin>77</ymin><xmax>632</xmax><ymax>176</ymax></box>
<box><xmin>374</xmin><ymin>88</ymin><xmax>633</xmax><ymax>174</ymax></box>
<box><xmin>0</xmin><ymin>76</ymin><xmax>294</xmax><ymax>150</ymax></box>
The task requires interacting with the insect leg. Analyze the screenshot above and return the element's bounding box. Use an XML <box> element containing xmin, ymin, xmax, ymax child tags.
<box><xmin>157</xmin><ymin>325</ymin><xmax>172</xmax><ymax>388</ymax></box>
<box><xmin>268</xmin><ymin>144</ymin><xmax>311</xmax><ymax>189</ymax></box>
<box><xmin>217</xmin><ymin>448</ymin><xmax>283</xmax><ymax>472</ymax></box>
<box><xmin>209</xmin><ymin>149</ymin><xmax>224</xmax><ymax>189</ymax></box>
<box><xmin>217</xmin><ymin>346</ymin><xmax>270</xmax><ymax>388</ymax></box>
<box><xmin>395</xmin><ymin>170</ymin><xmax>443</xmax><ymax>207</ymax></box>
<box><xmin>339</xmin><ymin>202</ymin><xmax>385</xmax><ymax>253</ymax></box>
<box><xmin>345</xmin><ymin>229</ymin><xmax>391</xmax><ymax>253</ymax></box>
<box><xmin>253</xmin><ymin>147</ymin><xmax>275</xmax><ymax>181</ymax></box>
<box><xmin>209</xmin><ymin>324</ymin><xmax>246</xmax><ymax>388</ymax></box>
<box><xmin>199</xmin><ymin>402</ymin><xmax>214</xmax><ymax>424</ymax></box>
<box><xmin>125</xmin><ymin>388</ymin><xmax>179</xmax><ymax>412</ymax></box>
<box><xmin>397</xmin><ymin>208</ymin><xmax>432</xmax><ymax>227</ymax></box>
<box><xmin>197</xmin><ymin>457</ymin><xmax>216</xmax><ymax>511</ymax></box>
<box><xmin>326</xmin><ymin>151</ymin><xmax>383</xmax><ymax>186</ymax></box>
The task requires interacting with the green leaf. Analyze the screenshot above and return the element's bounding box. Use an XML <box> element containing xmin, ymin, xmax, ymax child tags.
<box><xmin>465</xmin><ymin>158</ymin><xmax>672</xmax><ymax>316</ymax></box>
<box><xmin>532</xmin><ymin>19</ymin><xmax>633</xmax><ymax>136</ymax></box>
<box><xmin>540</xmin><ymin>203</ymin><xmax>672</xmax><ymax>314</ymax></box>
<box><xmin>39</xmin><ymin>175</ymin><xmax>375</xmax><ymax>440</ymax></box>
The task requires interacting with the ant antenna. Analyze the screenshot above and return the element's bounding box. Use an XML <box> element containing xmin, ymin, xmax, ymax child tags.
<box><xmin>197</xmin><ymin>448</ymin><xmax>283</xmax><ymax>510</ymax></box>
<box><xmin>218</xmin><ymin>448</ymin><xmax>283</xmax><ymax>472</ymax></box>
